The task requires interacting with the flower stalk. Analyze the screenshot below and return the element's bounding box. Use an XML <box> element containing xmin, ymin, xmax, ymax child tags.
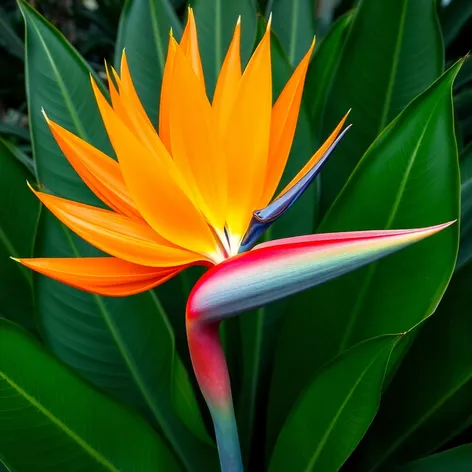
<box><xmin>187</xmin><ymin>319</ymin><xmax>243</xmax><ymax>472</ymax></box>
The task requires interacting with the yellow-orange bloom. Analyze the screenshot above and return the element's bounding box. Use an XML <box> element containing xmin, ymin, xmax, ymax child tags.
<box><xmin>16</xmin><ymin>11</ymin><xmax>348</xmax><ymax>296</ymax></box>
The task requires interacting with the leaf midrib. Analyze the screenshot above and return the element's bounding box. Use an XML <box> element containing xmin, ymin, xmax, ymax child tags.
<box><xmin>0</xmin><ymin>371</ymin><xmax>119</xmax><ymax>472</ymax></box>
<box><xmin>377</xmin><ymin>0</ymin><xmax>408</xmax><ymax>132</ymax></box>
<box><xmin>312</xmin><ymin>14</ymin><xmax>351</xmax><ymax>123</ymax></box>
<box><xmin>336</xmin><ymin>97</ymin><xmax>442</xmax><ymax>353</ymax></box>
<box><xmin>29</xmin><ymin>17</ymin><xmax>88</xmax><ymax>140</ymax></box>
<box><xmin>0</xmin><ymin>227</ymin><xmax>32</xmax><ymax>284</ymax></box>
<box><xmin>323</xmin><ymin>0</ymin><xmax>407</xmax><ymax>136</ymax></box>
<box><xmin>60</xmin><ymin>227</ymin><xmax>183</xmax><ymax>455</ymax></box>
<box><xmin>288</xmin><ymin>0</ymin><xmax>299</xmax><ymax>65</ymax></box>
<box><xmin>149</xmin><ymin>0</ymin><xmax>165</xmax><ymax>70</ymax></box>
<box><xmin>304</xmin><ymin>345</ymin><xmax>390</xmax><ymax>471</ymax></box>
<box><xmin>367</xmin><ymin>370</ymin><xmax>472</xmax><ymax>472</ymax></box>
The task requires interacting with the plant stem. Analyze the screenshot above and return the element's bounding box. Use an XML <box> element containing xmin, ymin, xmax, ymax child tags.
<box><xmin>186</xmin><ymin>320</ymin><xmax>243</xmax><ymax>472</ymax></box>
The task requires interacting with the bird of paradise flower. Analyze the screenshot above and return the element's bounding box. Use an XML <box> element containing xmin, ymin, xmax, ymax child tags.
<box><xmin>14</xmin><ymin>10</ymin><xmax>453</xmax><ymax>472</ymax></box>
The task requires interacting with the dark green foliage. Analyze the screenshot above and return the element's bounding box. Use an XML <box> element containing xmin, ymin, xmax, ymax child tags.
<box><xmin>0</xmin><ymin>0</ymin><xmax>471</xmax><ymax>470</ymax></box>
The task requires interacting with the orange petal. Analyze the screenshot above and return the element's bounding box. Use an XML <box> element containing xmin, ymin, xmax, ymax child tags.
<box><xmin>90</xmin><ymin>78</ymin><xmax>220</xmax><ymax>258</ymax></box>
<box><xmin>104</xmin><ymin>64</ymin><xmax>129</xmax><ymax>125</ymax></box>
<box><xmin>32</xmin><ymin>188</ymin><xmax>207</xmax><ymax>267</ymax></box>
<box><xmin>259</xmin><ymin>38</ymin><xmax>316</xmax><ymax>207</ymax></box>
<box><xmin>159</xmin><ymin>34</ymin><xmax>177</xmax><ymax>152</ymax></box>
<box><xmin>213</xmin><ymin>18</ymin><xmax>242</xmax><ymax>139</ymax></box>
<box><xmin>278</xmin><ymin>112</ymin><xmax>350</xmax><ymax>198</ymax></box>
<box><xmin>115</xmin><ymin>57</ymin><xmax>170</xmax><ymax>162</ymax></box>
<box><xmin>45</xmin><ymin>116</ymin><xmax>141</xmax><ymax>220</ymax></box>
<box><xmin>224</xmin><ymin>25</ymin><xmax>272</xmax><ymax>239</ymax></box>
<box><xmin>15</xmin><ymin>257</ymin><xmax>183</xmax><ymax>296</ymax></box>
<box><xmin>180</xmin><ymin>7</ymin><xmax>205</xmax><ymax>86</ymax></box>
<box><xmin>105</xmin><ymin>65</ymin><xmax>138</xmax><ymax>134</ymax></box>
<box><xmin>119</xmin><ymin>51</ymin><xmax>151</xmax><ymax>122</ymax></box>
<box><xmin>169</xmin><ymin>44</ymin><xmax>226</xmax><ymax>232</ymax></box>
<box><xmin>106</xmin><ymin>65</ymin><xmax>197</xmax><ymax>202</ymax></box>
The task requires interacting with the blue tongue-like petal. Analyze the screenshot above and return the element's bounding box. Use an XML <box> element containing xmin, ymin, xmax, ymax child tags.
<box><xmin>239</xmin><ymin>125</ymin><xmax>351</xmax><ymax>252</ymax></box>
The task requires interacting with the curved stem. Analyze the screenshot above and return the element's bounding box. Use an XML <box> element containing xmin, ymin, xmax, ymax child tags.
<box><xmin>186</xmin><ymin>318</ymin><xmax>243</xmax><ymax>472</ymax></box>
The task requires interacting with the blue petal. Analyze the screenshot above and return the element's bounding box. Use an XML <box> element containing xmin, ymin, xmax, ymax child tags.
<box><xmin>240</xmin><ymin>125</ymin><xmax>351</xmax><ymax>252</ymax></box>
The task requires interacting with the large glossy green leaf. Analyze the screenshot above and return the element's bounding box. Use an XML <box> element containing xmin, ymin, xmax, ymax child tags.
<box><xmin>319</xmin><ymin>0</ymin><xmax>444</xmax><ymax>211</ymax></box>
<box><xmin>0</xmin><ymin>319</ymin><xmax>180</xmax><ymax>472</ymax></box>
<box><xmin>440</xmin><ymin>0</ymin><xmax>472</xmax><ymax>47</ymax></box>
<box><xmin>0</xmin><ymin>7</ymin><xmax>24</xmax><ymax>60</ymax></box>
<box><xmin>457</xmin><ymin>146</ymin><xmax>472</xmax><ymax>269</ymax></box>
<box><xmin>352</xmin><ymin>262</ymin><xmax>472</xmax><ymax>471</ymax></box>
<box><xmin>269</xmin><ymin>335</ymin><xmax>399</xmax><ymax>472</ymax></box>
<box><xmin>0</xmin><ymin>137</ymin><xmax>36</xmax><ymax>175</ymax></box>
<box><xmin>455</xmin><ymin>57</ymin><xmax>472</xmax><ymax>91</ymax></box>
<box><xmin>270</xmin><ymin>0</ymin><xmax>316</xmax><ymax>66</ymax></box>
<box><xmin>114</xmin><ymin>0</ymin><xmax>182</xmax><ymax>123</ymax></box>
<box><xmin>0</xmin><ymin>139</ymin><xmax>39</xmax><ymax>331</ymax></box>
<box><xmin>20</xmin><ymin>3</ymin><xmax>216</xmax><ymax>469</ymax></box>
<box><xmin>192</xmin><ymin>0</ymin><xmax>257</xmax><ymax>98</ymax></box>
<box><xmin>304</xmin><ymin>11</ymin><xmax>352</xmax><ymax>138</ymax></box>
<box><xmin>268</xmin><ymin>63</ymin><xmax>460</xmax><ymax>453</ymax></box>
<box><xmin>236</xmin><ymin>21</ymin><xmax>318</xmax><ymax>467</ymax></box>
<box><xmin>394</xmin><ymin>445</ymin><xmax>472</xmax><ymax>472</ymax></box>
<box><xmin>455</xmin><ymin>87</ymin><xmax>472</xmax><ymax>146</ymax></box>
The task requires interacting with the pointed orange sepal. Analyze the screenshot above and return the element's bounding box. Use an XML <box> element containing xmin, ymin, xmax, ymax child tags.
<box><xmin>260</xmin><ymin>37</ymin><xmax>316</xmax><ymax>206</ymax></box>
<box><xmin>14</xmin><ymin>257</ymin><xmax>184</xmax><ymax>296</ymax></box>
<box><xmin>278</xmin><ymin>111</ymin><xmax>350</xmax><ymax>198</ymax></box>
<box><xmin>180</xmin><ymin>7</ymin><xmax>206</xmax><ymax>87</ymax></box>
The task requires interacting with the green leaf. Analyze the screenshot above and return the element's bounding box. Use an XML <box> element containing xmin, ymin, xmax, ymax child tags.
<box><xmin>20</xmin><ymin>3</ymin><xmax>216</xmax><ymax>470</ymax></box>
<box><xmin>34</xmin><ymin>218</ymin><xmax>218</xmax><ymax>472</ymax></box>
<box><xmin>170</xmin><ymin>0</ymin><xmax>186</xmax><ymax>10</ymax></box>
<box><xmin>0</xmin><ymin>139</ymin><xmax>39</xmax><ymax>331</ymax></box>
<box><xmin>319</xmin><ymin>0</ymin><xmax>444</xmax><ymax>211</ymax></box>
<box><xmin>455</xmin><ymin>88</ymin><xmax>472</xmax><ymax>120</ymax></box>
<box><xmin>0</xmin><ymin>122</ymin><xmax>31</xmax><ymax>142</ymax></box>
<box><xmin>270</xmin><ymin>0</ymin><xmax>316</xmax><ymax>66</ymax></box>
<box><xmin>440</xmin><ymin>0</ymin><xmax>472</xmax><ymax>47</ymax></box>
<box><xmin>455</xmin><ymin>87</ymin><xmax>472</xmax><ymax>146</ymax></box>
<box><xmin>269</xmin><ymin>335</ymin><xmax>399</xmax><ymax>472</ymax></box>
<box><xmin>0</xmin><ymin>7</ymin><xmax>24</xmax><ymax>60</ymax></box>
<box><xmin>20</xmin><ymin>0</ymin><xmax>113</xmax><ymax>200</ymax></box>
<box><xmin>457</xmin><ymin>146</ymin><xmax>472</xmax><ymax>269</ymax></box>
<box><xmin>236</xmin><ymin>20</ymin><xmax>318</xmax><ymax>465</ymax></box>
<box><xmin>304</xmin><ymin>11</ymin><xmax>352</xmax><ymax>137</ymax></box>
<box><xmin>352</xmin><ymin>262</ymin><xmax>472</xmax><ymax>470</ymax></box>
<box><xmin>455</xmin><ymin>56</ymin><xmax>472</xmax><ymax>91</ymax></box>
<box><xmin>0</xmin><ymin>319</ymin><xmax>181</xmax><ymax>472</ymax></box>
<box><xmin>0</xmin><ymin>138</ymin><xmax>36</xmax><ymax>175</ymax></box>
<box><xmin>114</xmin><ymin>0</ymin><xmax>182</xmax><ymax>123</ymax></box>
<box><xmin>393</xmin><ymin>445</ymin><xmax>472</xmax><ymax>472</ymax></box>
<box><xmin>172</xmin><ymin>356</ymin><xmax>213</xmax><ymax>445</ymax></box>
<box><xmin>192</xmin><ymin>0</ymin><xmax>257</xmax><ymax>98</ymax></box>
<box><xmin>268</xmin><ymin>62</ymin><xmax>461</xmax><ymax>453</ymax></box>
